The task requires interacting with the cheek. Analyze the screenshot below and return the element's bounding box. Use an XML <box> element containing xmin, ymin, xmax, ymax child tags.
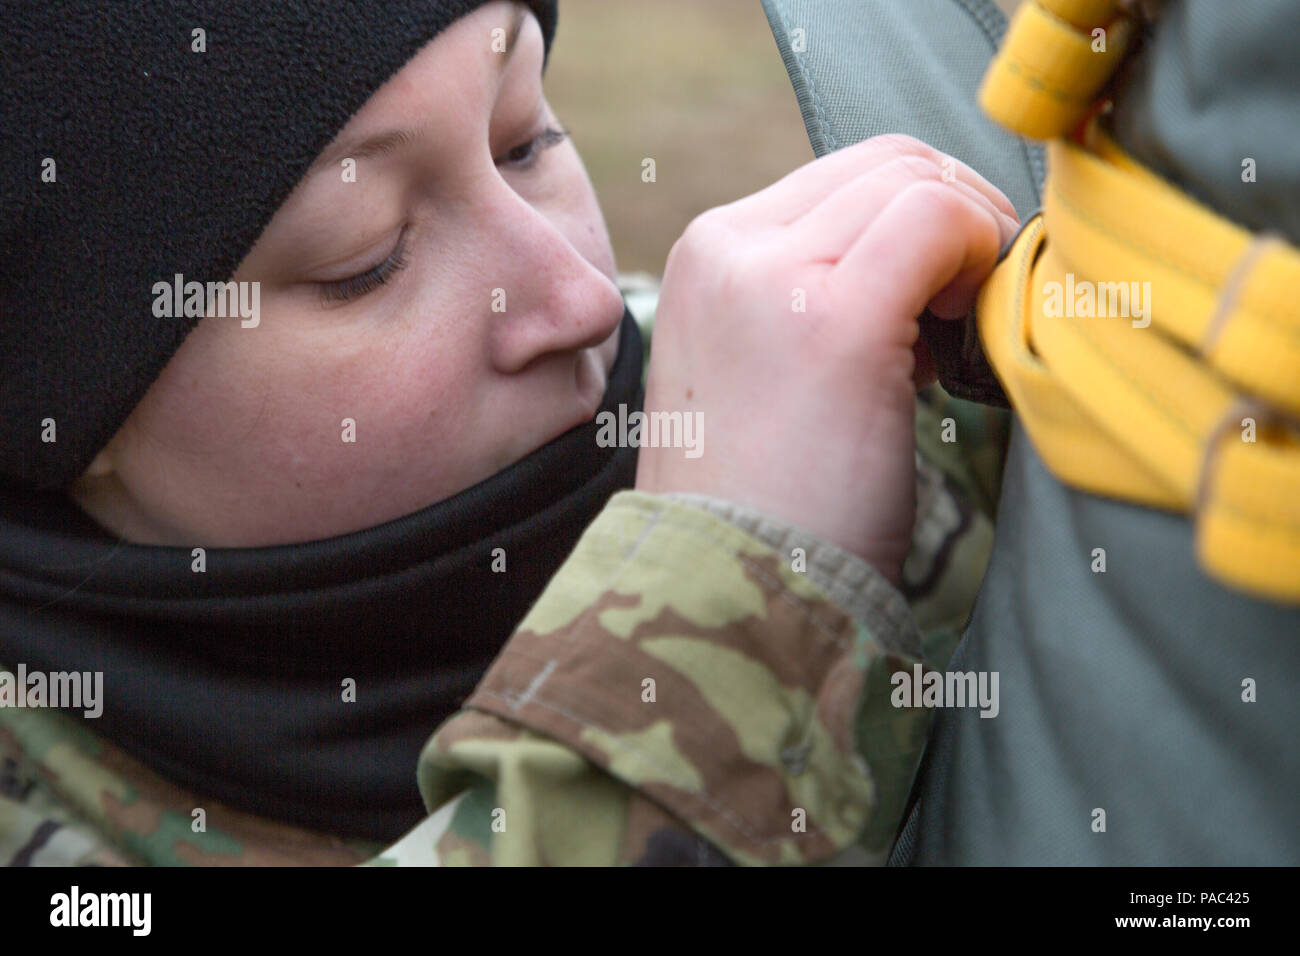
<box><xmin>333</xmin><ymin>337</ymin><xmax>482</xmax><ymax>489</ymax></box>
<box><xmin>122</xmin><ymin>321</ymin><xmax>276</xmax><ymax>465</ymax></box>
<box><xmin>120</xmin><ymin>308</ymin><xmax>482</xmax><ymax>535</ymax></box>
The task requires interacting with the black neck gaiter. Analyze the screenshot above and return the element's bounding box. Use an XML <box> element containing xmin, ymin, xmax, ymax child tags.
<box><xmin>0</xmin><ymin>311</ymin><xmax>642</xmax><ymax>845</ymax></box>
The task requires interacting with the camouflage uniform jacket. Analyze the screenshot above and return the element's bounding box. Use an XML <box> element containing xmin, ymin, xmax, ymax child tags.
<box><xmin>2</xmin><ymin>368</ymin><xmax>1006</xmax><ymax>865</ymax></box>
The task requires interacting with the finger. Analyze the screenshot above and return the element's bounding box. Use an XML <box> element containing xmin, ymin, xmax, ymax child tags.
<box><xmin>788</xmin><ymin>157</ymin><xmax>1019</xmax><ymax>262</ymax></box>
<box><xmin>924</xmin><ymin>184</ymin><xmax>1018</xmax><ymax>318</ymax></box>
<box><xmin>833</xmin><ymin>181</ymin><xmax>1002</xmax><ymax>336</ymax></box>
<box><xmin>948</xmin><ymin>180</ymin><xmax>1021</xmax><ymax>248</ymax></box>
<box><xmin>726</xmin><ymin>133</ymin><xmax>1018</xmax><ymax>229</ymax></box>
<box><xmin>923</xmin><ymin>231</ymin><xmax>1006</xmax><ymax>319</ymax></box>
<box><xmin>927</xmin><ymin>260</ymin><xmax>996</xmax><ymax>318</ymax></box>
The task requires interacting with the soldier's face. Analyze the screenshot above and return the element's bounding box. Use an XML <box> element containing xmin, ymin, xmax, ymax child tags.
<box><xmin>72</xmin><ymin>1</ymin><xmax>625</xmax><ymax>546</ymax></box>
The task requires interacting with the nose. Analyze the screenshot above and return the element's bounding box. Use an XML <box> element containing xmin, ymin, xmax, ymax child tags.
<box><xmin>480</xmin><ymin>186</ymin><xmax>625</xmax><ymax>375</ymax></box>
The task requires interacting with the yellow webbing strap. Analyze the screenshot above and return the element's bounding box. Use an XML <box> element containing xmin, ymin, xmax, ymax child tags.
<box><xmin>973</xmin><ymin>0</ymin><xmax>1300</xmax><ymax>602</ymax></box>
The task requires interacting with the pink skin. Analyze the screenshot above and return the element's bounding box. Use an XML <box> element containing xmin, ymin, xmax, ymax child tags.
<box><xmin>72</xmin><ymin>1</ymin><xmax>624</xmax><ymax>547</ymax></box>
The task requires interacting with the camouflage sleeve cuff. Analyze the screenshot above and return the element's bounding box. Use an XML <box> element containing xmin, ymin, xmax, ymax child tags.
<box><xmin>447</xmin><ymin>490</ymin><xmax>926</xmax><ymax>865</ymax></box>
<box><xmin>659</xmin><ymin>492</ymin><xmax>920</xmax><ymax>660</ymax></box>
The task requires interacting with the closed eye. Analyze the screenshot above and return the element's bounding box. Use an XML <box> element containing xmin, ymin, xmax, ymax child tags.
<box><xmin>318</xmin><ymin>229</ymin><xmax>411</xmax><ymax>305</ymax></box>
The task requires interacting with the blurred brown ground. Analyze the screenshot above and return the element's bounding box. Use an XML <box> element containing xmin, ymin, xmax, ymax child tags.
<box><xmin>545</xmin><ymin>0</ymin><xmax>1024</xmax><ymax>275</ymax></box>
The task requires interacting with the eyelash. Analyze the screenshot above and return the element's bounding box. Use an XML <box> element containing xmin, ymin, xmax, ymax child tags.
<box><xmin>318</xmin><ymin>128</ymin><xmax>569</xmax><ymax>304</ymax></box>
<box><xmin>319</xmin><ymin>230</ymin><xmax>411</xmax><ymax>304</ymax></box>
<box><xmin>498</xmin><ymin>125</ymin><xmax>569</xmax><ymax>170</ymax></box>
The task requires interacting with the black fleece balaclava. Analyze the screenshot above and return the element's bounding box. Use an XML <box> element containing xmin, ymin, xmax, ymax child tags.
<box><xmin>1</xmin><ymin>0</ymin><xmax>556</xmax><ymax>489</ymax></box>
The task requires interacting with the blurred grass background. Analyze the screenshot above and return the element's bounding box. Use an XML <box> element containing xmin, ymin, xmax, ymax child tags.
<box><xmin>544</xmin><ymin>0</ymin><xmax>811</xmax><ymax>275</ymax></box>
<box><xmin>545</xmin><ymin>0</ymin><xmax>1024</xmax><ymax>276</ymax></box>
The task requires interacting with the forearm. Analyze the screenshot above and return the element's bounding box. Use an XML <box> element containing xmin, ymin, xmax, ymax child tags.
<box><xmin>375</xmin><ymin>491</ymin><xmax>930</xmax><ymax>865</ymax></box>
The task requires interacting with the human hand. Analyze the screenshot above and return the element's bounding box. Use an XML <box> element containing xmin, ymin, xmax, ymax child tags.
<box><xmin>636</xmin><ymin>134</ymin><xmax>1018</xmax><ymax>585</ymax></box>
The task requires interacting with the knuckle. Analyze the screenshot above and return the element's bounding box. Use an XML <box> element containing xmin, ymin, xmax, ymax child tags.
<box><xmin>668</xmin><ymin>210</ymin><xmax>766</xmax><ymax>301</ymax></box>
<box><xmin>881</xmin><ymin>152</ymin><xmax>941</xmax><ymax>183</ymax></box>
<box><xmin>673</xmin><ymin>209</ymin><xmax>728</xmax><ymax>256</ymax></box>
<box><xmin>899</xmin><ymin>178</ymin><xmax>966</xmax><ymax>217</ymax></box>
<box><xmin>667</xmin><ymin>212</ymin><xmax>722</xmax><ymax>271</ymax></box>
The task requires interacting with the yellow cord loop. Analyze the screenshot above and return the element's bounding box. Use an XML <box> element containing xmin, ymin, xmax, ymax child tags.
<box><xmin>974</xmin><ymin>0</ymin><xmax>1300</xmax><ymax>602</ymax></box>
<box><xmin>978</xmin><ymin>0</ymin><xmax>1134</xmax><ymax>139</ymax></box>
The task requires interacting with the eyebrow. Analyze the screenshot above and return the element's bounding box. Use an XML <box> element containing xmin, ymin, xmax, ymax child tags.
<box><xmin>308</xmin><ymin>7</ymin><xmax>527</xmax><ymax>177</ymax></box>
